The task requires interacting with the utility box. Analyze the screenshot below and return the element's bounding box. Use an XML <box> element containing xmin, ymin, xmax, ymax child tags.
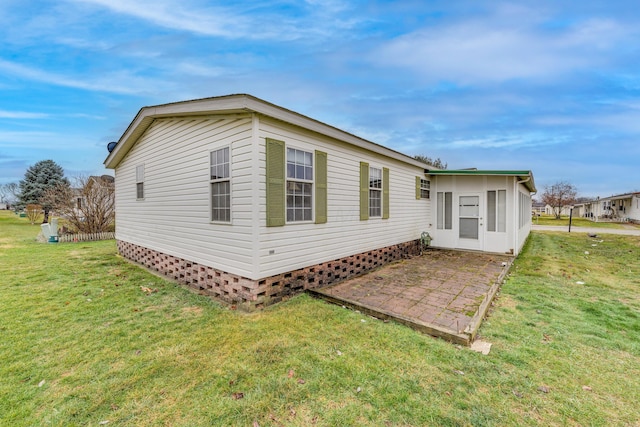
<box><xmin>40</xmin><ymin>218</ymin><xmax>59</xmax><ymax>243</ymax></box>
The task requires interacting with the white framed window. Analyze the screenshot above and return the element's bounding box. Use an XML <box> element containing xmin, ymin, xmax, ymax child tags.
<box><xmin>436</xmin><ymin>191</ymin><xmax>452</xmax><ymax>230</ymax></box>
<box><xmin>286</xmin><ymin>147</ymin><xmax>313</xmax><ymax>222</ymax></box>
<box><xmin>420</xmin><ymin>179</ymin><xmax>430</xmax><ymax>199</ymax></box>
<box><xmin>369</xmin><ymin>166</ymin><xmax>382</xmax><ymax>217</ymax></box>
<box><xmin>210</xmin><ymin>147</ymin><xmax>231</xmax><ymax>222</ymax></box>
<box><xmin>136</xmin><ymin>165</ymin><xmax>144</xmax><ymax>200</ymax></box>
<box><xmin>487</xmin><ymin>190</ymin><xmax>506</xmax><ymax>232</ymax></box>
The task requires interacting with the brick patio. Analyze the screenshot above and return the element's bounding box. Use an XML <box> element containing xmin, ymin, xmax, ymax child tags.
<box><xmin>308</xmin><ymin>249</ymin><xmax>512</xmax><ymax>345</ymax></box>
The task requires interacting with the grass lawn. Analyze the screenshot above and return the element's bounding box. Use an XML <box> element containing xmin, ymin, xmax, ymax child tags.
<box><xmin>533</xmin><ymin>215</ymin><xmax>640</xmax><ymax>229</ymax></box>
<box><xmin>1</xmin><ymin>210</ymin><xmax>639</xmax><ymax>426</ymax></box>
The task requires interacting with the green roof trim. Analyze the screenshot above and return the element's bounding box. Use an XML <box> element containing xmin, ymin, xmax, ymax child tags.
<box><xmin>427</xmin><ymin>170</ymin><xmax>537</xmax><ymax>193</ymax></box>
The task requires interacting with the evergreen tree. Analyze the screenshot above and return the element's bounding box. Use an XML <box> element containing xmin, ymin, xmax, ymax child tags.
<box><xmin>18</xmin><ymin>160</ymin><xmax>69</xmax><ymax>222</ymax></box>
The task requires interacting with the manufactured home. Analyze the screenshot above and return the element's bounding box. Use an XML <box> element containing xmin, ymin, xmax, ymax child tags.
<box><xmin>104</xmin><ymin>94</ymin><xmax>536</xmax><ymax>308</ymax></box>
<box><xmin>576</xmin><ymin>192</ymin><xmax>640</xmax><ymax>222</ymax></box>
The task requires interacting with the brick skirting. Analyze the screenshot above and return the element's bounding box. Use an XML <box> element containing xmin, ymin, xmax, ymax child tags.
<box><xmin>117</xmin><ymin>239</ymin><xmax>421</xmax><ymax>310</ymax></box>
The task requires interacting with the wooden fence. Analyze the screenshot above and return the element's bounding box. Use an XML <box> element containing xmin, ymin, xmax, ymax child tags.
<box><xmin>58</xmin><ymin>232</ymin><xmax>115</xmax><ymax>243</ymax></box>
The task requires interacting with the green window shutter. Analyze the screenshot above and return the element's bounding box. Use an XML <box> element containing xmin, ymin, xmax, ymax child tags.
<box><xmin>266</xmin><ymin>138</ymin><xmax>285</xmax><ymax>227</ymax></box>
<box><xmin>383</xmin><ymin>167</ymin><xmax>390</xmax><ymax>219</ymax></box>
<box><xmin>359</xmin><ymin>162</ymin><xmax>369</xmax><ymax>221</ymax></box>
<box><xmin>315</xmin><ymin>150</ymin><xmax>327</xmax><ymax>224</ymax></box>
<box><xmin>415</xmin><ymin>176</ymin><xmax>421</xmax><ymax>200</ymax></box>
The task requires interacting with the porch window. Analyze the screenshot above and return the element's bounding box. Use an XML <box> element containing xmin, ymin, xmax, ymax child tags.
<box><xmin>487</xmin><ymin>190</ymin><xmax>506</xmax><ymax>232</ymax></box>
<box><xmin>436</xmin><ymin>191</ymin><xmax>452</xmax><ymax>230</ymax></box>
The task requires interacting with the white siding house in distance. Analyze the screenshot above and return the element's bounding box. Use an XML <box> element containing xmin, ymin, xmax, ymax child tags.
<box><xmin>576</xmin><ymin>192</ymin><xmax>640</xmax><ymax>223</ymax></box>
<box><xmin>104</xmin><ymin>94</ymin><xmax>537</xmax><ymax>309</ymax></box>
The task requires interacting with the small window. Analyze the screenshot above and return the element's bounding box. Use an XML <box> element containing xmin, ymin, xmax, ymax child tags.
<box><xmin>286</xmin><ymin>148</ymin><xmax>313</xmax><ymax>222</ymax></box>
<box><xmin>420</xmin><ymin>179</ymin><xmax>430</xmax><ymax>199</ymax></box>
<box><xmin>76</xmin><ymin>197</ymin><xmax>82</xmax><ymax>210</ymax></box>
<box><xmin>369</xmin><ymin>167</ymin><xmax>382</xmax><ymax>217</ymax></box>
<box><xmin>136</xmin><ymin>165</ymin><xmax>144</xmax><ymax>200</ymax></box>
<box><xmin>210</xmin><ymin>147</ymin><xmax>231</xmax><ymax>222</ymax></box>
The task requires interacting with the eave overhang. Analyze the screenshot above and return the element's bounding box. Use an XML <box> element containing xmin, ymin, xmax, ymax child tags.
<box><xmin>427</xmin><ymin>169</ymin><xmax>537</xmax><ymax>193</ymax></box>
<box><xmin>104</xmin><ymin>94</ymin><xmax>430</xmax><ymax>170</ymax></box>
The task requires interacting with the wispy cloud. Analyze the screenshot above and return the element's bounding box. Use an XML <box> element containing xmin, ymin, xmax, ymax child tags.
<box><xmin>372</xmin><ymin>5</ymin><xmax>632</xmax><ymax>84</ymax></box>
<box><xmin>0</xmin><ymin>110</ymin><xmax>49</xmax><ymax>119</ymax></box>
<box><xmin>69</xmin><ymin>0</ymin><xmax>361</xmax><ymax>41</ymax></box>
<box><xmin>71</xmin><ymin>0</ymin><xmax>245</xmax><ymax>37</ymax></box>
<box><xmin>0</xmin><ymin>59</ymin><xmax>162</xmax><ymax>95</ymax></box>
<box><xmin>444</xmin><ymin>134</ymin><xmax>567</xmax><ymax>150</ymax></box>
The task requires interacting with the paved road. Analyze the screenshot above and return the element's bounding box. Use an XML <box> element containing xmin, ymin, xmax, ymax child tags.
<box><xmin>532</xmin><ymin>225</ymin><xmax>640</xmax><ymax>236</ymax></box>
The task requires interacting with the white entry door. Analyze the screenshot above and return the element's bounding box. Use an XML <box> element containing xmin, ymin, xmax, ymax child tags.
<box><xmin>457</xmin><ymin>194</ymin><xmax>483</xmax><ymax>250</ymax></box>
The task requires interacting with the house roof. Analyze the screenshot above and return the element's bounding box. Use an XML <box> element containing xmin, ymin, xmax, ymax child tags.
<box><xmin>104</xmin><ymin>94</ymin><xmax>431</xmax><ymax>170</ymax></box>
<box><xmin>427</xmin><ymin>169</ymin><xmax>537</xmax><ymax>193</ymax></box>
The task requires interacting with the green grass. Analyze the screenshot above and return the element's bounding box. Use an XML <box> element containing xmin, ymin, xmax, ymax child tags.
<box><xmin>1</xmin><ymin>210</ymin><xmax>639</xmax><ymax>426</ymax></box>
<box><xmin>533</xmin><ymin>215</ymin><xmax>640</xmax><ymax>229</ymax></box>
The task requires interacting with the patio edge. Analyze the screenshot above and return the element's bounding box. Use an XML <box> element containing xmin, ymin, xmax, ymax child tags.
<box><xmin>307</xmin><ymin>289</ymin><xmax>471</xmax><ymax>346</ymax></box>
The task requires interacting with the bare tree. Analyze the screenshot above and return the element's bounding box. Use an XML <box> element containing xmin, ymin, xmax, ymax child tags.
<box><xmin>0</xmin><ymin>182</ymin><xmax>19</xmax><ymax>207</ymax></box>
<box><xmin>414</xmin><ymin>154</ymin><xmax>447</xmax><ymax>169</ymax></box>
<box><xmin>541</xmin><ymin>181</ymin><xmax>578</xmax><ymax>219</ymax></box>
<box><xmin>42</xmin><ymin>175</ymin><xmax>115</xmax><ymax>233</ymax></box>
<box><xmin>25</xmin><ymin>204</ymin><xmax>43</xmax><ymax>224</ymax></box>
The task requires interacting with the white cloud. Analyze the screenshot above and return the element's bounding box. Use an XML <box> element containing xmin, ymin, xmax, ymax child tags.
<box><xmin>372</xmin><ymin>5</ymin><xmax>632</xmax><ymax>84</ymax></box>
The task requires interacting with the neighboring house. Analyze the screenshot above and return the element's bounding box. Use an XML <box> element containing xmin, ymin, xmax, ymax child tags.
<box><xmin>66</xmin><ymin>175</ymin><xmax>115</xmax><ymax>218</ymax></box>
<box><xmin>544</xmin><ymin>204</ymin><xmax>573</xmax><ymax>216</ymax></box>
<box><xmin>577</xmin><ymin>192</ymin><xmax>640</xmax><ymax>222</ymax></box>
<box><xmin>0</xmin><ymin>203</ymin><xmax>7</xmax><ymax>210</ymax></box>
<box><xmin>532</xmin><ymin>201</ymin><xmax>545</xmax><ymax>216</ymax></box>
<box><xmin>104</xmin><ymin>94</ymin><xmax>536</xmax><ymax>309</ymax></box>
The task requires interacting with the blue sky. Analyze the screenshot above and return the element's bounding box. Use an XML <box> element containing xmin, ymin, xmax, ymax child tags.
<box><xmin>1</xmin><ymin>0</ymin><xmax>639</xmax><ymax>198</ymax></box>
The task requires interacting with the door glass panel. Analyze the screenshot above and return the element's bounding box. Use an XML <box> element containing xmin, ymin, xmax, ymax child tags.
<box><xmin>459</xmin><ymin>196</ymin><xmax>479</xmax><ymax>217</ymax></box>
<box><xmin>459</xmin><ymin>195</ymin><xmax>480</xmax><ymax>240</ymax></box>
<box><xmin>460</xmin><ymin>218</ymin><xmax>479</xmax><ymax>239</ymax></box>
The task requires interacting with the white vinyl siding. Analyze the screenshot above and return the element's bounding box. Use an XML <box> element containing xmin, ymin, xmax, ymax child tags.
<box><xmin>115</xmin><ymin>113</ymin><xmax>434</xmax><ymax>281</ymax></box>
<box><xmin>257</xmin><ymin>117</ymin><xmax>431</xmax><ymax>278</ymax></box>
<box><xmin>114</xmin><ymin>116</ymin><xmax>255</xmax><ymax>278</ymax></box>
